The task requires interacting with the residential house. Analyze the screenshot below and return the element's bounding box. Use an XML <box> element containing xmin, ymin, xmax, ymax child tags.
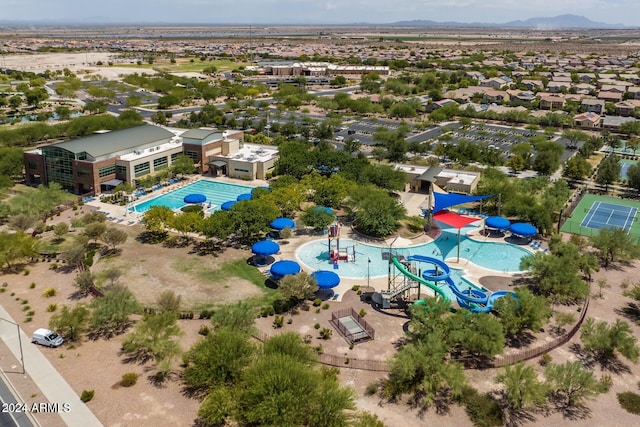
<box><xmin>615</xmin><ymin>100</ymin><xmax>640</xmax><ymax>117</ymax></box>
<box><xmin>577</xmin><ymin>73</ymin><xmax>596</xmax><ymax>83</ymax></box>
<box><xmin>538</xmin><ymin>94</ymin><xmax>565</xmax><ymax>110</ymax></box>
<box><xmin>581</xmin><ymin>98</ymin><xmax>606</xmax><ymax>114</ymax></box>
<box><xmin>483</xmin><ymin>90</ymin><xmax>509</xmax><ymax>104</ymax></box>
<box><xmin>598</xmin><ymin>91</ymin><xmax>624</xmax><ymax>103</ymax></box>
<box><xmin>602</xmin><ymin>116</ymin><xmax>638</xmax><ymax>131</ymax></box>
<box><xmin>574</xmin><ymin>112</ymin><xmax>601</xmax><ymax>128</ymax></box>
<box><xmin>627</xmin><ymin>87</ymin><xmax>640</xmax><ymax>100</ymax></box>
<box><xmin>521</xmin><ymin>79</ymin><xmax>544</xmax><ymax>91</ymax></box>
<box><xmin>424</xmin><ymin>98</ymin><xmax>458</xmax><ymax>112</ymax></box>
<box><xmin>546</xmin><ymin>81</ymin><xmax>570</xmax><ymax>93</ymax></box>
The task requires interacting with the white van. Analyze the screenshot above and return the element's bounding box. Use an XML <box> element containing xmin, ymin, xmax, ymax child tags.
<box><xmin>32</xmin><ymin>328</ymin><xmax>64</xmax><ymax>348</ymax></box>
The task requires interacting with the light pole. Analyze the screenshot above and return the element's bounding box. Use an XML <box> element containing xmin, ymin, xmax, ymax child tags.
<box><xmin>367</xmin><ymin>257</ymin><xmax>371</xmax><ymax>288</ymax></box>
<box><xmin>0</xmin><ymin>317</ymin><xmax>24</xmax><ymax>374</ymax></box>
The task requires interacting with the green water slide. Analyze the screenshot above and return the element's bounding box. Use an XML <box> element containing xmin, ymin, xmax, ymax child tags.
<box><xmin>391</xmin><ymin>257</ymin><xmax>450</xmax><ymax>302</ymax></box>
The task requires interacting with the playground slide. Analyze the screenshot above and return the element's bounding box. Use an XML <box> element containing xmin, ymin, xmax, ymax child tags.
<box><xmin>390</xmin><ymin>257</ymin><xmax>450</xmax><ymax>301</ymax></box>
<box><xmin>402</xmin><ymin>255</ymin><xmax>516</xmax><ymax>313</ymax></box>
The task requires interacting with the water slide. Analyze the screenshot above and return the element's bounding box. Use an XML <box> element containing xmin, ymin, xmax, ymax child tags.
<box><xmin>395</xmin><ymin>255</ymin><xmax>515</xmax><ymax>313</ymax></box>
<box><xmin>390</xmin><ymin>257</ymin><xmax>450</xmax><ymax>301</ymax></box>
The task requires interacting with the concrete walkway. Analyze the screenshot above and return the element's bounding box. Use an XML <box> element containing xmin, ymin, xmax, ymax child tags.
<box><xmin>0</xmin><ymin>305</ymin><xmax>102</xmax><ymax>427</ymax></box>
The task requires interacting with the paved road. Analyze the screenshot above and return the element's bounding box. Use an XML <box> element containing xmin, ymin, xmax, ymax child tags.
<box><xmin>0</xmin><ymin>306</ymin><xmax>102</xmax><ymax>427</ymax></box>
<box><xmin>0</xmin><ymin>374</ymin><xmax>34</xmax><ymax>427</ymax></box>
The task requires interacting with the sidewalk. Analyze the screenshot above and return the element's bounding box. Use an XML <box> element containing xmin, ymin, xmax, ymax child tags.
<box><xmin>0</xmin><ymin>305</ymin><xmax>103</xmax><ymax>427</ymax></box>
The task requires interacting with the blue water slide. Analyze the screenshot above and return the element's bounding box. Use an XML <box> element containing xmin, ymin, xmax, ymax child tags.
<box><xmin>407</xmin><ymin>255</ymin><xmax>488</xmax><ymax>305</ymax></box>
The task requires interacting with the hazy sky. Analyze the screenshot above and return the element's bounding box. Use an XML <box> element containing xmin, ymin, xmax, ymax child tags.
<box><xmin>2</xmin><ymin>0</ymin><xmax>637</xmax><ymax>26</ymax></box>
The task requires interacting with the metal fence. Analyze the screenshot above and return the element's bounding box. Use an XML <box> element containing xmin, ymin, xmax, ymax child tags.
<box><xmin>329</xmin><ymin>307</ymin><xmax>375</xmax><ymax>344</ymax></box>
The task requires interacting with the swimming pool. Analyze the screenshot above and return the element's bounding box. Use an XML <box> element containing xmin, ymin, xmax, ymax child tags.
<box><xmin>130</xmin><ymin>180</ymin><xmax>254</xmax><ymax>213</ymax></box>
<box><xmin>295</xmin><ymin>227</ymin><xmax>530</xmax><ymax>279</ymax></box>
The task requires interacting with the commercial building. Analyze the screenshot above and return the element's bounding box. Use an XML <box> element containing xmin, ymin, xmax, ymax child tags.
<box><xmin>24</xmin><ymin>125</ymin><xmax>279</xmax><ymax>195</ymax></box>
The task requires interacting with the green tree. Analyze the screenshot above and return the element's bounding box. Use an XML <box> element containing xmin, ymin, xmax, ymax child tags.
<box><xmin>170</xmin><ymin>154</ymin><xmax>196</xmax><ymax>177</ymax></box>
<box><xmin>595</xmin><ymin>155</ymin><xmax>621</xmax><ymax>191</ymax></box>
<box><xmin>278</xmin><ymin>271</ymin><xmax>319</xmax><ymax>304</ymax></box>
<box><xmin>121</xmin><ymin>312</ymin><xmax>183</xmax><ymax>363</ymax></box>
<box><xmin>580</xmin><ymin>318</ymin><xmax>639</xmax><ymax>363</ymax></box>
<box><xmin>59</xmin><ymin>235</ymin><xmax>89</xmax><ymax>271</ymax></box>
<box><xmin>53</xmin><ymin>222</ymin><xmax>70</xmax><ymax>241</ymax></box>
<box><xmin>83</xmin><ymin>221</ymin><xmax>107</xmax><ymax>244</ymax></box>
<box><xmin>74</xmin><ymin>270</ymin><xmax>96</xmax><ymax>295</ymax></box>
<box><xmin>562</xmin><ymin>155</ymin><xmax>593</xmax><ymax>181</ymax></box>
<box><xmin>0</xmin><ymin>231</ymin><xmax>37</xmax><ymax>269</ymax></box>
<box><xmin>561</xmin><ymin>129</ymin><xmax>589</xmax><ymax>149</ymax></box>
<box><xmin>210</xmin><ymin>302</ymin><xmax>258</xmax><ymax>333</ymax></box>
<box><xmin>183</xmin><ymin>327</ymin><xmax>255</xmax><ymax>393</ymax></box>
<box><xmin>101</xmin><ymin>226</ymin><xmax>128</xmax><ymax>251</ymax></box>
<box><xmin>49</xmin><ymin>304</ymin><xmax>90</xmax><ymax>342</ymax></box>
<box><xmin>89</xmin><ymin>284</ymin><xmax>141</xmax><ymax>338</ymax></box>
<box><xmin>350</xmin><ymin>186</ymin><xmax>406</xmax><ymax>237</ymax></box>
<box><xmin>496</xmin><ymin>363</ymin><xmax>548</xmax><ymax>410</ymax></box>
<box><xmin>544</xmin><ymin>361</ymin><xmax>605</xmax><ymax>407</ymax></box>
<box><xmin>494</xmin><ymin>287</ymin><xmax>551</xmax><ymax>338</ymax></box>
<box><xmin>299</xmin><ymin>205</ymin><xmax>335</xmax><ymax>231</ymax></box>
<box><xmin>0</xmin><ymin>146</ymin><xmax>26</xmax><ymax>178</ymax></box>
<box><xmin>358</xmin><ymin>164</ymin><xmax>406</xmax><ymax>191</ymax></box>
<box><xmin>229</xmin><ymin>199</ymin><xmax>279</xmax><ymax>244</ymax></box>
<box><xmin>142</xmin><ymin>205</ymin><xmax>175</xmax><ymax>238</ymax></box>
<box><xmin>627</xmin><ymin>163</ymin><xmax>640</xmax><ymax>191</ymax></box>
<box><xmin>238</xmin><ymin>354</ymin><xmax>355</xmax><ymax>427</ymax></box>
<box><xmin>155</xmin><ymin>290</ymin><xmax>182</xmax><ymax>313</ymax></box>
<box><xmin>589</xmin><ymin>226</ymin><xmax>640</xmax><ymax>267</ymax></box>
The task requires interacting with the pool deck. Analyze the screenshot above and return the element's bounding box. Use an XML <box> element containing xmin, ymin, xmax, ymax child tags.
<box><xmin>84</xmin><ymin>175</ymin><xmax>269</xmax><ymax>226</ymax></box>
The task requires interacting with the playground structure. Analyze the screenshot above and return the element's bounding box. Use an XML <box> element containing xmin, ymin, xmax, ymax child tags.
<box><xmin>380</xmin><ymin>254</ymin><xmax>516</xmax><ymax>312</ymax></box>
<box><xmin>327</xmin><ymin>224</ymin><xmax>356</xmax><ymax>268</ymax></box>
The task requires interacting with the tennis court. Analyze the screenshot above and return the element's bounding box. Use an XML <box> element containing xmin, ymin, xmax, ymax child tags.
<box><xmin>581</xmin><ymin>201</ymin><xmax>637</xmax><ymax>233</ymax></box>
<box><xmin>561</xmin><ymin>193</ymin><xmax>640</xmax><ymax>241</ymax></box>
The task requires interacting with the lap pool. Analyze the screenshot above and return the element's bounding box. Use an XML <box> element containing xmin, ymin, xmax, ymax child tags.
<box><xmin>130</xmin><ymin>180</ymin><xmax>254</xmax><ymax>213</ymax></box>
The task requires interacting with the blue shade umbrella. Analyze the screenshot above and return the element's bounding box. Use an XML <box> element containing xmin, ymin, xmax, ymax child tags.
<box><xmin>270</xmin><ymin>260</ymin><xmax>301</xmax><ymax>279</ymax></box>
<box><xmin>485</xmin><ymin>216</ymin><xmax>511</xmax><ymax>230</ymax></box>
<box><xmin>221</xmin><ymin>200</ymin><xmax>237</xmax><ymax>211</ymax></box>
<box><xmin>270</xmin><ymin>217</ymin><xmax>296</xmax><ymax>230</ymax></box>
<box><xmin>251</xmin><ymin>240</ymin><xmax>280</xmax><ymax>257</ymax></box>
<box><xmin>311</xmin><ymin>270</ymin><xmax>340</xmax><ymax>290</ymax></box>
<box><xmin>236</xmin><ymin>193</ymin><xmax>253</xmax><ymax>201</ymax></box>
<box><xmin>183</xmin><ymin>193</ymin><xmax>206</xmax><ymax>204</ymax></box>
<box><xmin>510</xmin><ymin>222</ymin><xmax>537</xmax><ymax>237</ymax></box>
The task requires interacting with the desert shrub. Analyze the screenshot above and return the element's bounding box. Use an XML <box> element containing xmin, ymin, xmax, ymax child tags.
<box><xmin>80</xmin><ymin>390</ymin><xmax>94</xmax><ymax>403</ymax></box>
<box><xmin>50</xmin><ymin>263</ymin><xmax>58</xmax><ymax>270</ymax></box>
<box><xmin>351</xmin><ymin>285</ymin><xmax>360</xmax><ymax>291</ymax></box>
<box><xmin>198</xmin><ymin>325</ymin><xmax>210</xmax><ymax>336</ymax></box>
<box><xmin>260</xmin><ymin>306</ymin><xmax>275</xmax><ymax>317</ymax></box>
<box><xmin>313</xmin><ymin>298</ymin><xmax>322</xmax><ymax>307</ymax></box>
<box><xmin>46</xmin><ymin>304</ymin><xmax>57</xmax><ymax>312</ymax></box>
<box><xmin>314</xmin><ymin>323</ymin><xmax>321</xmax><ymax>329</ymax></box>
<box><xmin>322</xmin><ymin>303</ymin><xmax>330</xmax><ymax>310</ymax></box>
<box><xmin>42</xmin><ymin>288</ymin><xmax>57</xmax><ymax>298</ymax></box>
<box><xmin>29</xmin><ymin>282</ymin><xmax>36</xmax><ymax>289</ymax></box>
<box><xmin>21</xmin><ymin>305</ymin><xmax>31</xmax><ymax>311</ymax></box>
<box><xmin>303</xmin><ymin>334</ymin><xmax>313</xmax><ymax>344</ymax></box>
<box><xmin>618</xmin><ymin>392</ymin><xmax>640</xmax><ymax>414</ymax></box>
<box><xmin>23</xmin><ymin>268</ymin><xmax>30</xmax><ymax>276</ymax></box>
<box><xmin>287</xmin><ymin>318</ymin><xmax>293</xmax><ymax>324</ymax></box>
<box><xmin>539</xmin><ymin>353</ymin><xmax>552</xmax><ymax>366</ymax></box>
<box><xmin>273</xmin><ymin>315</ymin><xmax>284</xmax><ymax>328</ymax></box>
<box><xmin>21</xmin><ymin>299</ymin><xmax>28</xmax><ymax>305</ymax></box>
<box><xmin>319</xmin><ymin>327</ymin><xmax>333</xmax><ymax>340</ymax></box>
<box><xmin>600</xmin><ymin>375</ymin><xmax>613</xmax><ymax>393</ymax></box>
<box><xmin>0</xmin><ymin>288</ymin><xmax>5</xmax><ymax>294</ymax></box>
<box><xmin>359</xmin><ymin>308</ymin><xmax>367</xmax><ymax>317</ymax></box>
<box><xmin>460</xmin><ymin>386</ymin><xmax>503</xmax><ymax>427</ymax></box>
<box><xmin>121</xmin><ymin>373</ymin><xmax>138</xmax><ymax>387</ymax></box>
<box><xmin>27</xmin><ymin>310</ymin><xmax>35</xmax><ymax>316</ymax></box>
<box><xmin>365</xmin><ymin>382</ymin><xmax>378</xmax><ymax>396</ymax></box>
<box><xmin>24</xmin><ymin>316</ymin><xmax>32</xmax><ymax>323</ymax></box>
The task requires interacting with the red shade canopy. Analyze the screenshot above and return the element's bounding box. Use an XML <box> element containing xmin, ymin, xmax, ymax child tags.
<box><xmin>433</xmin><ymin>211</ymin><xmax>481</xmax><ymax>229</ymax></box>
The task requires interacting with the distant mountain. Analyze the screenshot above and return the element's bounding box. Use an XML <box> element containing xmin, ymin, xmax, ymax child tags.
<box><xmin>391</xmin><ymin>14</ymin><xmax>624</xmax><ymax>29</ymax></box>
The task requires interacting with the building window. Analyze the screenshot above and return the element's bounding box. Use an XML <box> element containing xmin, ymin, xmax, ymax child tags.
<box><xmin>98</xmin><ymin>165</ymin><xmax>116</xmax><ymax>178</ymax></box>
<box><xmin>116</xmin><ymin>165</ymin><xmax>127</xmax><ymax>180</ymax></box>
<box><xmin>153</xmin><ymin>156</ymin><xmax>168</xmax><ymax>170</ymax></box>
<box><xmin>76</xmin><ymin>152</ymin><xmax>87</xmax><ymax>161</ymax></box>
<box><xmin>27</xmin><ymin>161</ymin><xmax>38</xmax><ymax>170</ymax></box>
<box><xmin>134</xmin><ymin>162</ymin><xmax>150</xmax><ymax>178</ymax></box>
<box><xmin>171</xmin><ymin>152</ymin><xmax>180</xmax><ymax>162</ymax></box>
<box><xmin>42</xmin><ymin>146</ymin><xmax>75</xmax><ymax>190</ymax></box>
<box><xmin>77</xmin><ymin>169</ymin><xmax>91</xmax><ymax>177</ymax></box>
<box><xmin>234</xmin><ymin>168</ymin><xmax>250</xmax><ymax>173</ymax></box>
<box><xmin>186</xmin><ymin>150</ymin><xmax>199</xmax><ymax>160</ymax></box>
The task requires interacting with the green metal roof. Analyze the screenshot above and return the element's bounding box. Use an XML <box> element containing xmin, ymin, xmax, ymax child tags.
<box><xmin>51</xmin><ymin>125</ymin><xmax>175</xmax><ymax>158</ymax></box>
<box><xmin>181</xmin><ymin>128</ymin><xmax>222</xmax><ymax>141</ymax></box>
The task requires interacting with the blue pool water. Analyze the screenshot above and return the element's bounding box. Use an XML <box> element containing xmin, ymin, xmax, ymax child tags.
<box><xmin>295</xmin><ymin>227</ymin><xmax>530</xmax><ymax>280</ymax></box>
<box><xmin>130</xmin><ymin>180</ymin><xmax>254</xmax><ymax>213</ymax></box>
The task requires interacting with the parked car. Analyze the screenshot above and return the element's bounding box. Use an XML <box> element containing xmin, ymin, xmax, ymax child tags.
<box><xmin>32</xmin><ymin>328</ymin><xmax>64</xmax><ymax>348</ymax></box>
<box><xmin>335</xmin><ymin>136</ymin><xmax>344</xmax><ymax>142</ymax></box>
